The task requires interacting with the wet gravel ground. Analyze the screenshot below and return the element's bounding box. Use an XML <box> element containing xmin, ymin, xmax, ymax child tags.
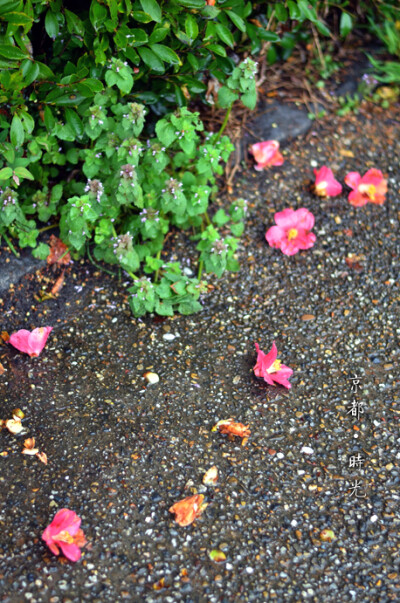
<box><xmin>0</xmin><ymin>102</ymin><xmax>399</xmax><ymax>602</ymax></box>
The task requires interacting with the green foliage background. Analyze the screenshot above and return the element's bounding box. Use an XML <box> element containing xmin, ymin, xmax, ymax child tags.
<box><xmin>0</xmin><ymin>0</ymin><xmax>399</xmax><ymax>315</ymax></box>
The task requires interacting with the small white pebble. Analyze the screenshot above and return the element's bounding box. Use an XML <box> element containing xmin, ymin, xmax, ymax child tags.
<box><xmin>163</xmin><ymin>333</ymin><xmax>176</xmax><ymax>341</ymax></box>
<box><xmin>370</xmin><ymin>515</ymin><xmax>378</xmax><ymax>523</ymax></box>
<box><xmin>276</xmin><ymin>452</ymin><xmax>284</xmax><ymax>459</ymax></box>
<box><xmin>300</xmin><ymin>446</ymin><xmax>314</xmax><ymax>455</ymax></box>
<box><xmin>144</xmin><ymin>371</ymin><xmax>159</xmax><ymax>384</ymax></box>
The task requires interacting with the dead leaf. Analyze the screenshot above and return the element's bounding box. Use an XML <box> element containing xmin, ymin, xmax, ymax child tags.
<box><xmin>212</xmin><ymin>419</ymin><xmax>251</xmax><ymax>438</ymax></box>
<box><xmin>339</xmin><ymin>149</ymin><xmax>355</xmax><ymax>158</ymax></box>
<box><xmin>51</xmin><ymin>270</ymin><xmax>65</xmax><ymax>295</ymax></box>
<box><xmin>0</xmin><ymin>363</ymin><xmax>5</xmax><ymax>375</ymax></box>
<box><xmin>36</xmin><ymin>451</ymin><xmax>48</xmax><ymax>465</ymax></box>
<box><xmin>209</xmin><ymin>550</ymin><xmax>226</xmax><ymax>563</ymax></box>
<box><xmin>47</xmin><ymin>235</ymin><xmax>71</xmax><ymax>266</ymax></box>
<box><xmin>345</xmin><ymin>253</ymin><xmax>365</xmax><ymax>272</ymax></box>
<box><xmin>1</xmin><ymin>331</ymin><xmax>10</xmax><ymax>343</ymax></box>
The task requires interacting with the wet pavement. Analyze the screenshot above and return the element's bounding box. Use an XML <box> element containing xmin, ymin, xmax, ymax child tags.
<box><xmin>0</xmin><ymin>101</ymin><xmax>399</xmax><ymax>602</ymax></box>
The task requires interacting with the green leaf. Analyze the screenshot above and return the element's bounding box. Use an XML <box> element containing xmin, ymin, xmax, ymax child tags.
<box><xmin>155</xmin><ymin>119</ymin><xmax>177</xmax><ymax>147</ymax></box>
<box><xmin>213</xmin><ymin>209</ymin><xmax>229</xmax><ymax>226</ymax></box>
<box><xmin>65</xmin><ymin>9</ymin><xmax>85</xmax><ymax>36</ymax></box>
<box><xmin>257</xmin><ymin>30</ymin><xmax>280</xmax><ymax>42</ymax></box>
<box><xmin>139</xmin><ymin>0</ymin><xmax>161</xmax><ymax>22</ymax></box>
<box><xmin>45</xmin><ymin>11</ymin><xmax>59</xmax><ymax>38</ymax></box>
<box><xmin>241</xmin><ymin>89</ymin><xmax>257</xmax><ymax>110</ymax></box>
<box><xmin>44</xmin><ymin>106</ymin><xmax>55</xmax><ymax>130</ymax></box>
<box><xmin>178</xmin><ymin>300</ymin><xmax>202</xmax><ymax>314</ymax></box>
<box><xmin>90</xmin><ymin>1</ymin><xmax>108</xmax><ymax>30</ymax></box>
<box><xmin>226</xmin><ymin>10</ymin><xmax>246</xmax><ymax>32</ymax></box>
<box><xmin>138</xmin><ymin>46</ymin><xmax>165</xmax><ymax>72</ymax></box>
<box><xmin>207</xmin><ymin>43</ymin><xmax>227</xmax><ymax>57</ymax></box>
<box><xmin>185</xmin><ymin>14</ymin><xmax>199</xmax><ymax>40</ymax></box>
<box><xmin>217</xmin><ymin>86</ymin><xmax>239</xmax><ymax>108</ymax></box>
<box><xmin>32</xmin><ymin>243</ymin><xmax>50</xmax><ymax>260</ymax></box>
<box><xmin>215</xmin><ymin>23</ymin><xmax>234</xmax><ymax>49</ymax></box>
<box><xmin>230</xmin><ymin>222</ymin><xmax>244</xmax><ymax>236</ymax></box>
<box><xmin>2</xmin><ymin>11</ymin><xmax>33</xmax><ymax>26</ymax></box>
<box><xmin>0</xmin><ymin>167</ymin><xmax>13</xmax><ymax>180</ymax></box>
<box><xmin>21</xmin><ymin>59</ymin><xmax>39</xmax><ymax>86</ymax></box>
<box><xmin>274</xmin><ymin>3</ymin><xmax>288</xmax><ymax>21</ymax></box>
<box><xmin>149</xmin><ymin>43</ymin><xmax>181</xmax><ymax>65</ymax></box>
<box><xmin>65</xmin><ymin>108</ymin><xmax>84</xmax><ymax>137</ymax></box>
<box><xmin>10</xmin><ymin>115</ymin><xmax>24</xmax><ymax>147</ymax></box>
<box><xmin>0</xmin><ymin>43</ymin><xmax>28</xmax><ymax>60</ymax></box>
<box><xmin>155</xmin><ymin>300</ymin><xmax>174</xmax><ymax>316</ymax></box>
<box><xmin>340</xmin><ymin>12</ymin><xmax>353</xmax><ymax>37</ymax></box>
<box><xmin>176</xmin><ymin>0</ymin><xmax>204</xmax><ymax>7</ymax></box>
<box><xmin>14</xmin><ymin>166</ymin><xmax>34</xmax><ymax>180</ymax></box>
<box><xmin>315</xmin><ymin>20</ymin><xmax>330</xmax><ymax>37</ymax></box>
<box><xmin>287</xmin><ymin>0</ymin><xmax>301</xmax><ymax>19</ymax></box>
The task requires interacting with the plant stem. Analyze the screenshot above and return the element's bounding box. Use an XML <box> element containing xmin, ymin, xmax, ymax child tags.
<box><xmin>3</xmin><ymin>233</ymin><xmax>20</xmax><ymax>258</ymax></box>
<box><xmin>86</xmin><ymin>244</ymin><xmax>118</xmax><ymax>277</ymax></box>
<box><xmin>154</xmin><ymin>248</ymin><xmax>162</xmax><ymax>284</ymax></box>
<box><xmin>38</xmin><ymin>223</ymin><xmax>59</xmax><ymax>233</ymax></box>
<box><xmin>197</xmin><ymin>259</ymin><xmax>203</xmax><ymax>280</ymax></box>
<box><xmin>126</xmin><ymin>270</ymin><xmax>139</xmax><ymax>281</ymax></box>
<box><xmin>215</xmin><ymin>104</ymin><xmax>233</xmax><ymax>142</ymax></box>
<box><xmin>203</xmin><ymin>211</ymin><xmax>211</xmax><ymax>226</ymax></box>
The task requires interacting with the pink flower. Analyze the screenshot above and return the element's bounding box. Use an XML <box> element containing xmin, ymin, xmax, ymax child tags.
<box><xmin>250</xmin><ymin>140</ymin><xmax>284</xmax><ymax>170</ymax></box>
<box><xmin>344</xmin><ymin>168</ymin><xmax>387</xmax><ymax>206</ymax></box>
<box><xmin>265</xmin><ymin>208</ymin><xmax>316</xmax><ymax>256</ymax></box>
<box><xmin>9</xmin><ymin>327</ymin><xmax>53</xmax><ymax>357</ymax></box>
<box><xmin>42</xmin><ymin>509</ymin><xmax>86</xmax><ymax>562</ymax></box>
<box><xmin>254</xmin><ymin>342</ymin><xmax>293</xmax><ymax>389</ymax></box>
<box><xmin>313</xmin><ymin>166</ymin><xmax>342</xmax><ymax>197</ymax></box>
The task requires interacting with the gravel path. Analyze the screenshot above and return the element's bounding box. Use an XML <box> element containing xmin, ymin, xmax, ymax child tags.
<box><xmin>0</xmin><ymin>101</ymin><xmax>399</xmax><ymax>602</ymax></box>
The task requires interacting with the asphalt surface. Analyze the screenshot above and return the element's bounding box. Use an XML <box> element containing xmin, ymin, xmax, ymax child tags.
<box><xmin>0</xmin><ymin>100</ymin><xmax>399</xmax><ymax>603</ymax></box>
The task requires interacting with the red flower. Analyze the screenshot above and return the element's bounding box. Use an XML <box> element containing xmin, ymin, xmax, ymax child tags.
<box><xmin>253</xmin><ymin>341</ymin><xmax>293</xmax><ymax>389</ymax></box>
<box><xmin>42</xmin><ymin>509</ymin><xmax>86</xmax><ymax>561</ymax></box>
<box><xmin>345</xmin><ymin>168</ymin><xmax>387</xmax><ymax>206</ymax></box>
<box><xmin>250</xmin><ymin>140</ymin><xmax>284</xmax><ymax>170</ymax></box>
<box><xmin>313</xmin><ymin>166</ymin><xmax>342</xmax><ymax>197</ymax></box>
<box><xmin>9</xmin><ymin>327</ymin><xmax>53</xmax><ymax>357</ymax></box>
<box><xmin>265</xmin><ymin>208</ymin><xmax>316</xmax><ymax>256</ymax></box>
<box><xmin>169</xmin><ymin>494</ymin><xmax>207</xmax><ymax>526</ymax></box>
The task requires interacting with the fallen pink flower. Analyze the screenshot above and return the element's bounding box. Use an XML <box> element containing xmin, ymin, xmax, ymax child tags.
<box><xmin>344</xmin><ymin>168</ymin><xmax>387</xmax><ymax>206</ymax></box>
<box><xmin>265</xmin><ymin>208</ymin><xmax>316</xmax><ymax>256</ymax></box>
<box><xmin>250</xmin><ymin>140</ymin><xmax>284</xmax><ymax>170</ymax></box>
<box><xmin>9</xmin><ymin>327</ymin><xmax>53</xmax><ymax>358</ymax></box>
<box><xmin>254</xmin><ymin>342</ymin><xmax>293</xmax><ymax>389</ymax></box>
<box><xmin>42</xmin><ymin>509</ymin><xmax>86</xmax><ymax>562</ymax></box>
<box><xmin>313</xmin><ymin>166</ymin><xmax>342</xmax><ymax>197</ymax></box>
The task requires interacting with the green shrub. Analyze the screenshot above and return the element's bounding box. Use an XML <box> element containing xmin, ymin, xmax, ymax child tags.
<box><xmin>0</xmin><ymin>0</ymin><xmax>398</xmax><ymax>315</ymax></box>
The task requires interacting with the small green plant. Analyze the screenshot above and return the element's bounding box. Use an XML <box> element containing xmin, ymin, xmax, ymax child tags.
<box><xmin>336</xmin><ymin>93</ymin><xmax>361</xmax><ymax>116</ymax></box>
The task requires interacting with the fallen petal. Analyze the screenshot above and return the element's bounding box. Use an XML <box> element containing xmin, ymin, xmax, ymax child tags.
<box><xmin>209</xmin><ymin>549</ymin><xmax>226</xmax><ymax>563</ymax></box>
<box><xmin>202</xmin><ymin>466</ymin><xmax>219</xmax><ymax>486</ymax></box>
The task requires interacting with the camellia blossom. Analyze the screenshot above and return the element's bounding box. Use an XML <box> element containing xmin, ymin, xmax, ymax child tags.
<box><xmin>169</xmin><ymin>494</ymin><xmax>208</xmax><ymax>527</ymax></box>
<box><xmin>212</xmin><ymin>419</ymin><xmax>251</xmax><ymax>438</ymax></box>
<box><xmin>313</xmin><ymin>166</ymin><xmax>342</xmax><ymax>197</ymax></box>
<box><xmin>265</xmin><ymin>208</ymin><xmax>316</xmax><ymax>256</ymax></box>
<box><xmin>254</xmin><ymin>342</ymin><xmax>293</xmax><ymax>389</ymax></box>
<box><xmin>9</xmin><ymin>327</ymin><xmax>53</xmax><ymax>358</ymax></box>
<box><xmin>344</xmin><ymin>168</ymin><xmax>387</xmax><ymax>206</ymax></box>
<box><xmin>42</xmin><ymin>509</ymin><xmax>86</xmax><ymax>562</ymax></box>
<box><xmin>250</xmin><ymin>140</ymin><xmax>284</xmax><ymax>170</ymax></box>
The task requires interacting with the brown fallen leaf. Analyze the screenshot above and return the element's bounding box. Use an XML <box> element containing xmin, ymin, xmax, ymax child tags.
<box><xmin>1</xmin><ymin>331</ymin><xmax>10</xmax><ymax>343</ymax></box>
<box><xmin>339</xmin><ymin>149</ymin><xmax>355</xmax><ymax>158</ymax></box>
<box><xmin>22</xmin><ymin>438</ymin><xmax>39</xmax><ymax>455</ymax></box>
<box><xmin>0</xmin><ymin>363</ymin><xmax>5</xmax><ymax>375</ymax></box>
<box><xmin>212</xmin><ymin>419</ymin><xmax>251</xmax><ymax>438</ymax></box>
<box><xmin>345</xmin><ymin>253</ymin><xmax>365</xmax><ymax>272</ymax></box>
<box><xmin>47</xmin><ymin>235</ymin><xmax>71</xmax><ymax>266</ymax></box>
<box><xmin>51</xmin><ymin>270</ymin><xmax>65</xmax><ymax>295</ymax></box>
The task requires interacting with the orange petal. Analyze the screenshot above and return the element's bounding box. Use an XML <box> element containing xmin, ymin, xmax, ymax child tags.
<box><xmin>169</xmin><ymin>494</ymin><xmax>206</xmax><ymax>526</ymax></box>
